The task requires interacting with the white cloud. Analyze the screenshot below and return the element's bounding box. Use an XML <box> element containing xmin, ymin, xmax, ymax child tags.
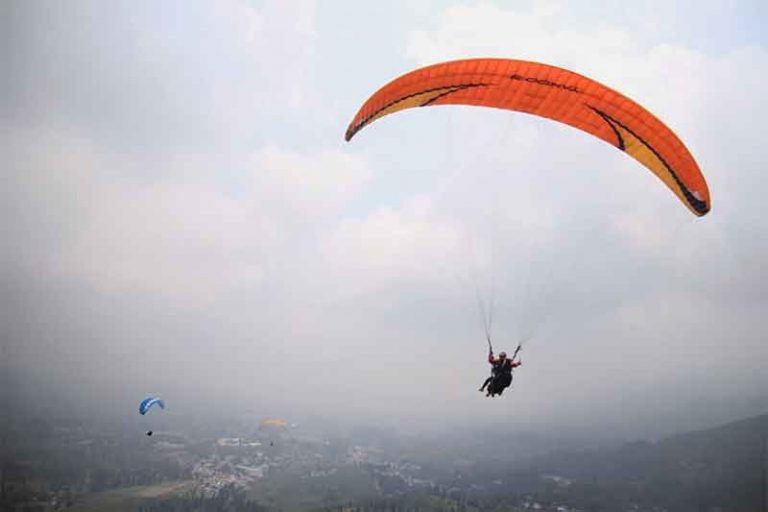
<box><xmin>406</xmin><ymin>3</ymin><xmax>636</xmax><ymax>71</ymax></box>
<box><xmin>322</xmin><ymin>196</ymin><xmax>462</xmax><ymax>291</ymax></box>
<box><xmin>25</xmin><ymin>137</ymin><xmax>371</xmax><ymax>306</ymax></box>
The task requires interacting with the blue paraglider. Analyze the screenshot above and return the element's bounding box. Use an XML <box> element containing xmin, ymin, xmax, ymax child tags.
<box><xmin>139</xmin><ymin>397</ymin><xmax>165</xmax><ymax>415</ymax></box>
<box><xmin>139</xmin><ymin>397</ymin><xmax>165</xmax><ymax>436</ymax></box>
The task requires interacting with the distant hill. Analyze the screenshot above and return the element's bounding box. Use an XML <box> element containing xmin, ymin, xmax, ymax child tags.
<box><xmin>528</xmin><ymin>413</ymin><xmax>768</xmax><ymax>511</ymax></box>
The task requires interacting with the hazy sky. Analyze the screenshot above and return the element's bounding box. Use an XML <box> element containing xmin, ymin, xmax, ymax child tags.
<box><xmin>2</xmin><ymin>0</ymin><xmax>766</xmax><ymax>438</ymax></box>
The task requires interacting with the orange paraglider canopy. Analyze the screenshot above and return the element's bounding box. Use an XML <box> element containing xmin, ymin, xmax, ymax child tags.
<box><xmin>345</xmin><ymin>58</ymin><xmax>710</xmax><ymax>216</ymax></box>
<box><xmin>259</xmin><ymin>418</ymin><xmax>287</xmax><ymax>429</ymax></box>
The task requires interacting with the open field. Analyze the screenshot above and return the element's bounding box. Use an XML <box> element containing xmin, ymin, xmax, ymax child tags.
<box><xmin>67</xmin><ymin>480</ymin><xmax>195</xmax><ymax>512</ymax></box>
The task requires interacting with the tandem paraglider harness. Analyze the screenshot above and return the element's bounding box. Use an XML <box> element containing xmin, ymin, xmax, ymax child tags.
<box><xmin>483</xmin><ymin>341</ymin><xmax>521</xmax><ymax>398</ymax></box>
<box><xmin>485</xmin><ymin>364</ymin><xmax>513</xmax><ymax>397</ymax></box>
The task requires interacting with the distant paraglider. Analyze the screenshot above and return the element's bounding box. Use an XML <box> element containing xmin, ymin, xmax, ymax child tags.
<box><xmin>259</xmin><ymin>418</ymin><xmax>288</xmax><ymax>448</ymax></box>
<box><xmin>139</xmin><ymin>397</ymin><xmax>165</xmax><ymax>436</ymax></box>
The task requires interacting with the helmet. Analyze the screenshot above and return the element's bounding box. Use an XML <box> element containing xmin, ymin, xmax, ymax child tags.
<box><xmin>499</xmin><ymin>351</ymin><xmax>507</xmax><ymax>358</ymax></box>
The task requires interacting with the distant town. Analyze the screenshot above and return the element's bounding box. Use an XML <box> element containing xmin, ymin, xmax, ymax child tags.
<box><xmin>2</xmin><ymin>412</ymin><xmax>765</xmax><ymax>511</ymax></box>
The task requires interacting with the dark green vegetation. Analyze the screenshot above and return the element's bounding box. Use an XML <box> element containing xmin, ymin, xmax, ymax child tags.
<box><xmin>1</xmin><ymin>412</ymin><xmax>765</xmax><ymax>511</ymax></box>
<box><xmin>522</xmin><ymin>414</ymin><xmax>768</xmax><ymax>511</ymax></box>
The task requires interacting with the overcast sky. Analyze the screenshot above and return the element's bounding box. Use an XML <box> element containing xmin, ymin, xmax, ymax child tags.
<box><xmin>2</xmin><ymin>0</ymin><xmax>766</xmax><ymax>438</ymax></box>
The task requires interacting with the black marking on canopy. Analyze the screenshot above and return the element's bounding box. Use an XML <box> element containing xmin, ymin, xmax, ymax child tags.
<box><xmin>345</xmin><ymin>83</ymin><xmax>490</xmax><ymax>141</ymax></box>
<box><xmin>421</xmin><ymin>83</ymin><xmax>488</xmax><ymax>106</ymax></box>
<box><xmin>590</xmin><ymin>107</ymin><xmax>625</xmax><ymax>151</ymax></box>
<box><xmin>588</xmin><ymin>106</ymin><xmax>708</xmax><ymax>215</ymax></box>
